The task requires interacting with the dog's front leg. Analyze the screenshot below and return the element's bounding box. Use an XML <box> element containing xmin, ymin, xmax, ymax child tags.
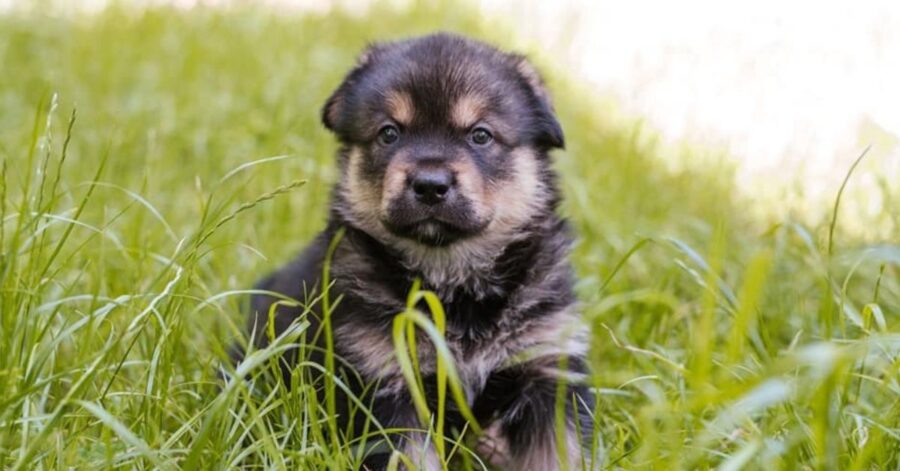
<box><xmin>476</xmin><ymin>357</ymin><xmax>595</xmax><ymax>471</ymax></box>
<box><xmin>364</xmin><ymin>389</ymin><xmax>442</xmax><ymax>471</ymax></box>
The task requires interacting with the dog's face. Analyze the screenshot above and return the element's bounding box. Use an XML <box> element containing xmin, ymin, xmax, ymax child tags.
<box><xmin>324</xmin><ymin>33</ymin><xmax>563</xmax><ymax>249</ymax></box>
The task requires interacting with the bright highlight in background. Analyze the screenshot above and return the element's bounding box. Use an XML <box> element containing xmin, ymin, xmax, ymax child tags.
<box><xmin>6</xmin><ymin>0</ymin><xmax>897</xmax><ymax>234</ymax></box>
<box><xmin>478</xmin><ymin>0</ymin><xmax>899</xmax><ymax>233</ymax></box>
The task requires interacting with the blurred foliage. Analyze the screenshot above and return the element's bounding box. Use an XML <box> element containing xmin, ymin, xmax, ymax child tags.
<box><xmin>0</xmin><ymin>1</ymin><xmax>897</xmax><ymax>469</ymax></box>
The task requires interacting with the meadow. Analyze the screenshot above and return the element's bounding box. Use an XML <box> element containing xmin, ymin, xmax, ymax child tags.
<box><xmin>0</xmin><ymin>2</ymin><xmax>897</xmax><ymax>469</ymax></box>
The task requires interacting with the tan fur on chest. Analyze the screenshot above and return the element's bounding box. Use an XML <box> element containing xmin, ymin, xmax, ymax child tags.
<box><xmin>336</xmin><ymin>304</ymin><xmax>586</xmax><ymax>400</ymax></box>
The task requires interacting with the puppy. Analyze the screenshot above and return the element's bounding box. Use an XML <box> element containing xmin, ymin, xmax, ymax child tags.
<box><xmin>237</xmin><ymin>33</ymin><xmax>594</xmax><ymax>470</ymax></box>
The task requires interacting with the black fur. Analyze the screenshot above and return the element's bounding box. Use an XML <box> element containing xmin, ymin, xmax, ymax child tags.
<box><xmin>233</xmin><ymin>33</ymin><xmax>594</xmax><ymax>470</ymax></box>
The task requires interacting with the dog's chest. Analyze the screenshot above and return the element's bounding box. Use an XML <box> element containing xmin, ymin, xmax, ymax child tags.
<box><xmin>336</xmin><ymin>289</ymin><xmax>517</xmax><ymax>387</ymax></box>
<box><xmin>442</xmin><ymin>290</ymin><xmax>508</xmax><ymax>347</ymax></box>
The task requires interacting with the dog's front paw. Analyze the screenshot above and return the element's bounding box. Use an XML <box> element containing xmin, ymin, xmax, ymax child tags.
<box><xmin>476</xmin><ymin>422</ymin><xmax>511</xmax><ymax>469</ymax></box>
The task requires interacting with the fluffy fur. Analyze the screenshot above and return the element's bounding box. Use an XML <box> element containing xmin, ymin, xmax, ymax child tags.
<box><xmin>233</xmin><ymin>33</ymin><xmax>595</xmax><ymax>470</ymax></box>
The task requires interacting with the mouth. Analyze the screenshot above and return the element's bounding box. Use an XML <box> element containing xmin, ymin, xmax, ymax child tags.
<box><xmin>382</xmin><ymin>214</ymin><xmax>486</xmax><ymax>247</ymax></box>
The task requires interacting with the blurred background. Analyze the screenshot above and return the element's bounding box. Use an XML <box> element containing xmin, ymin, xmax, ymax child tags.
<box><xmin>3</xmin><ymin>0</ymin><xmax>897</xmax><ymax>238</ymax></box>
<box><xmin>1</xmin><ymin>1</ymin><xmax>897</xmax><ymax>468</ymax></box>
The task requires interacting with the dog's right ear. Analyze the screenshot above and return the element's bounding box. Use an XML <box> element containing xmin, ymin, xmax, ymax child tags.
<box><xmin>320</xmin><ymin>88</ymin><xmax>344</xmax><ymax>132</ymax></box>
<box><xmin>321</xmin><ymin>45</ymin><xmax>380</xmax><ymax>133</ymax></box>
<box><xmin>509</xmin><ymin>54</ymin><xmax>565</xmax><ymax>150</ymax></box>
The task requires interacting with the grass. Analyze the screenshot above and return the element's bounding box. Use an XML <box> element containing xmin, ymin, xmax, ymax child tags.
<box><xmin>0</xmin><ymin>2</ymin><xmax>898</xmax><ymax>469</ymax></box>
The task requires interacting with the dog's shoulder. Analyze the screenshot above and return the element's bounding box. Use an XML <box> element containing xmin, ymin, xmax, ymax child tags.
<box><xmin>245</xmin><ymin>230</ymin><xmax>333</xmax><ymax>347</ymax></box>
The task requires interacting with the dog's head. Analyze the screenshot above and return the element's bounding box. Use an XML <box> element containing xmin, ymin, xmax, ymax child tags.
<box><xmin>325</xmin><ymin>33</ymin><xmax>563</xmax><ymax>253</ymax></box>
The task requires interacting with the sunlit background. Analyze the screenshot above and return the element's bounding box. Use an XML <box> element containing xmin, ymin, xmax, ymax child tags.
<box><xmin>3</xmin><ymin>0</ymin><xmax>898</xmax><ymax>236</ymax></box>
<box><xmin>2</xmin><ymin>2</ymin><xmax>898</xmax><ymax>468</ymax></box>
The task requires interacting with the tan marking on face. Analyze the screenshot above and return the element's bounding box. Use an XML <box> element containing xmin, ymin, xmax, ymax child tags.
<box><xmin>448</xmin><ymin>157</ymin><xmax>491</xmax><ymax>221</ymax></box>
<box><xmin>380</xmin><ymin>153</ymin><xmax>412</xmax><ymax>213</ymax></box>
<box><xmin>484</xmin><ymin>147</ymin><xmax>547</xmax><ymax>234</ymax></box>
<box><xmin>451</xmin><ymin>94</ymin><xmax>487</xmax><ymax>129</ymax></box>
<box><xmin>385</xmin><ymin>90</ymin><xmax>415</xmax><ymax>126</ymax></box>
<box><xmin>381</xmin><ymin>148</ymin><xmax>546</xmax><ymax>290</ymax></box>
<box><xmin>341</xmin><ymin>146</ymin><xmax>383</xmax><ymax>231</ymax></box>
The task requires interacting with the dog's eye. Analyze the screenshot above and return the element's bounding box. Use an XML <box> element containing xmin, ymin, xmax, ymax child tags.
<box><xmin>378</xmin><ymin>125</ymin><xmax>400</xmax><ymax>145</ymax></box>
<box><xmin>470</xmin><ymin>127</ymin><xmax>493</xmax><ymax>146</ymax></box>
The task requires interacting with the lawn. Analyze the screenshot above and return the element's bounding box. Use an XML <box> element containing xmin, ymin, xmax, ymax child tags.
<box><xmin>0</xmin><ymin>2</ymin><xmax>897</xmax><ymax>469</ymax></box>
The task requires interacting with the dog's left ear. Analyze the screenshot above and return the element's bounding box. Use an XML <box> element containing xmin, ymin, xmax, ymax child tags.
<box><xmin>511</xmin><ymin>54</ymin><xmax>565</xmax><ymax>150</ymax></box>
<box><xmin>322</xmin><ymin>45</ymin><xmax>380</xmax><ymax>134</ymax></box>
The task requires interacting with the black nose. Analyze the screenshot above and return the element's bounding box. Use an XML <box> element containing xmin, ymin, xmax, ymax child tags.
<box><xmin>410</xmin><ymin>168</ymin><xmax>454</xmax><ymax>205</ymax></box>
